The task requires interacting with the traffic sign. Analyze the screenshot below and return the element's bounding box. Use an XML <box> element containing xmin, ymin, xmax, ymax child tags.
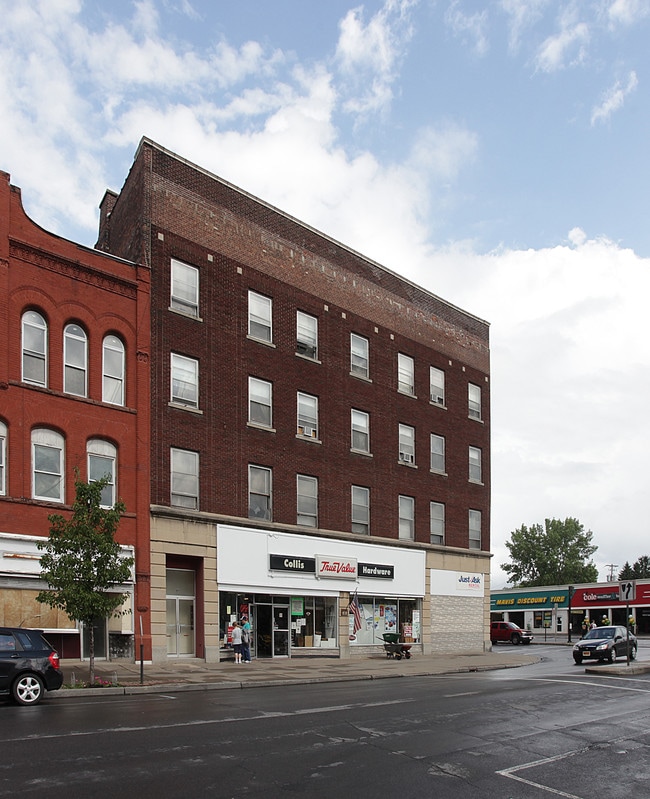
<box><xmin>619</xmin><ymin>581</ymin><xmax>636</xmax><ymax>602</ymax></box>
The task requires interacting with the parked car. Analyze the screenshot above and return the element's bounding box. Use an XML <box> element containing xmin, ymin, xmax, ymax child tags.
<box><xmin>0</xmin><ymin>627</ymin><xmax>64</xmax><ymax>705</ymax></box>
<box><xmin>573</xmin><ymin>625</ymin><xmax>637</xmax><ymax>665</ymax></box>
<box><xmin>490</xmin><ymin>621</ymin><xmax>534</xmax><ymax>645</ymax></box>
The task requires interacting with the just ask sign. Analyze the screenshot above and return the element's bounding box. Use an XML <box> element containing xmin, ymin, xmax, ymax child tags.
<box><xmin>316</xmin><ymin>555</ymin><xmax>358</xmax><ymax>579</ymax></box>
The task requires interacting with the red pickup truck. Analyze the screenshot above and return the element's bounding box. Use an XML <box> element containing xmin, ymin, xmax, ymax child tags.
<box><xmin>490</xmin><ymin>621</ymin><xmax>534</xmax><ymax>645</ymax></box>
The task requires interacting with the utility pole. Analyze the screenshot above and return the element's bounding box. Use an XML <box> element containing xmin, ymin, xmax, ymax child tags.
<box><xmin>606</xmin><ymin>564</ymin><xmax>618</xmax><ymax>582</ymax></box>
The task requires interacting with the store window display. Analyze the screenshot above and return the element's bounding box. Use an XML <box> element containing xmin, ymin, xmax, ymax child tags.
<box><xmin>349</xmin><ymin>597</ymin><xmax>421</xmax><ymax>645</ymax></box>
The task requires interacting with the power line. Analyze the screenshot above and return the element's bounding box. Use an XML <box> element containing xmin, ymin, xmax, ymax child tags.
<box><xmin>606</xmin><ymin>564</ymin><xmax>618</xmax><ymax>582</ymax></box>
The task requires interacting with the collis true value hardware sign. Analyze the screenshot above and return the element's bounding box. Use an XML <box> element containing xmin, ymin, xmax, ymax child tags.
<box><xmin>316</xmin><ymin>555</ymin><xmax>358</xmax><ymax>579</ymax></box>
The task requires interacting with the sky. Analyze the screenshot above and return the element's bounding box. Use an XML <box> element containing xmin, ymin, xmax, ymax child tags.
<box><xmin>1</xmin><ymin>0</ymin><xmax>649</xmax><ymax>589</ymax></box>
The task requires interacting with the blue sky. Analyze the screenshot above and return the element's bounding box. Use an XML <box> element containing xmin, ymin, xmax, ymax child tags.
<box><xmin>2</xmin><ymin>0</ymin><xmax>649</xmax><ymax>586</ymax></box>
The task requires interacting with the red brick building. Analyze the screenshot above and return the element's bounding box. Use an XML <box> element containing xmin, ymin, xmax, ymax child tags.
<box><xmin>98</xmin><ymin>139</ymin><xmax>491</xmax><ymax>661</ymax></box>
<box><xmin>0</xmin><ymin>170</ymin><xmax>152</xmax><ymax>660</ymax></box>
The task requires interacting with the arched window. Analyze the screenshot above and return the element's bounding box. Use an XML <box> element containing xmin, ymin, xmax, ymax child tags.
<box><xmin>103</xmin><ymin>335</ymin><xmax>125</xmax><ymax>405</ymax></box>
<box><xmin>32</xmin><ymin>428</ymin><xmax>64</xmax><ymax>503</ymax></box>
<box><xmin>0</xmin><ymin>421</ymin><xmax>7</xmax><ymax>496</ymax></box>
<box><xmin>87</xmin><ymin>439</ymin><xmax>117</xmax><ymax>508</ymax></box>
<box><xmin>22</xmin><ymin>311</ymin><xmax>48</xmax><ymax>386</ymax></box>
<box><xmin>64</xmin><ymin>323</ymin><xmax>87</xmax><ymax>396</ymax></box>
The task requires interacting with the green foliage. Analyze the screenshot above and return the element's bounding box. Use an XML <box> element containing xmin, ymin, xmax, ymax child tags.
<box><xmin>619</xmin><ymin>556</ymin><xmax>650</xmax><ymax>580</ymax></box>
<box><xmin>501</xmin><ymin>517</ymin><xmax>599</xmax><ymax>587</ymax></box>
<box><xmin>37</xmin><ymin>476</ymin><xmax>133</xmax><ymax>627</ymax></box>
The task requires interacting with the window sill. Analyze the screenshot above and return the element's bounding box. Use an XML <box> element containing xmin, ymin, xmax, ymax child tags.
<box><xmin>296</xmin><ymin>352</ymin><xmax>321</xmax><ymax>364</ymax></box>
<box><xmin>247</xmin><ymin>335</ymin><xmax>276</xmax><ymax>348</ymax></box>
<box><xmin>168</xmin><ymin>402</ymin><xmax>203</xmax><ymax>415</ymax></box>
<box><xmin>430</xmin><ymin>469</ymin><xmax>448</xmax><ymax>478</ymax></box>
<box><xmin>247</xmin><ymin>422</ymin><xmax>276</xmax><ymax>433</ymax></box>
<box><xmin>430</xmin><ymin>400</ymin><xmax>447</xmax><ymax>410</ymax></box>
<box><xmin>468</xmin><ymin>415</ymin><xmax>484</xmax><ymax>424</ymax></box>
<box><xmin>296</xmin><ymin>434</ymin><xmax>322</xmax><ymax>444</ymax></box>
<box><xmin>398</xmin><ymin>459</ymin><xmax>417</xmax><ymax>468</ymax></box>
<box><xmin>398</xmin><ymin>389</ymin><xmax>418</xmax><ymax>399</ymax></box>
<box><xmin>349</xmin><ymin>371</ymin><xmax>372</xmax><ymax>383</ymax></box>
<box><xmin>469</xmin><ymin>479</ymin><xmax>484</xmax><ymax>486</ymax></box>
<box><xmin>168</xmin><ymin>306</ymin><xmax>202</xmax><ymax>322</ymax></box>
<box><xmin>350</xmin><ymin>448</ymin><xmax>373</xmax><ymax>458</ymax></box>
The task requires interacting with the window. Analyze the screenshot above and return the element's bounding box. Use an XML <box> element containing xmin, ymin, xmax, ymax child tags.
<box><xmin>171</xmin><ymin>353</ymin><xmax>199</xmax><ymax>408</ymax></box>
<box><xmin>430</xmin><ymin>366</ymin><xmax>445</xmax><ymax>406</ymax></box>
<box><xmin>103</xmin><ymin>335</ymin><xmax>125</xmax><ymax>405</ymax></box>
<box><xmin>297</xmin><ymin>475</ymin><xmax>318</xmax><ymax>527</ymax></box>
<box><xmin>171</xmin><ymin>259</ymin><xmax>199</xmax><ymax>317</ymax></box>
<box><xmin>351</xmin><ymin>409</ymin><xmax>370</xmax><ymax>453</ymax></box>
<box><xmin>249</xmin><ymin>465</ymin><xmax>272</xmax><ymax>520</ymax></box>
<box><xmin>430</xmin><ymin>434</ymin><xmax>445</xmax><ymax>473</ymax></box>
<box><xmin>469</xmin><ymin>446</ymin><xmax>482</xmax><ymax>483</ymax></box>
<box><xmin>350</xmin><ymin>333</ymin><xmax>369</xmax><ymax>378</ymax></box>
<box><xmin>351</xmin><ymin>485</ymin><xmax>370</xmax><ymax>535</ymax></box>
<box><xmin>296</xmin><ymin>312</ymin><xmax>318</xmax><ymax>359</ymax></box>
<box><xmin>32</xmin><ymin>428</ymin><xmax>64</xmax><ymax>503</ymax></box>
<box><xmin>430</xmin><ymin>502</ymin><xmax>445</xmax><ymax>545</ymax></box>
<box><xmin>398</xmin><ymin>353</ymin><xmax>415</xmax><ymax>395</ymax></box>
<box><xmin>469</xmin><ymin>509</ymin><xmax>482</xmax><ymax>550</ymax></box>
<box><xmin>297</xmin><ymin>392</ymin><xmax>318</xmax><ymax>438</ymax></box>
<box><xmin>171</xmin><ymin>448</ymin><xmax>199</xmax><ymax>509</ymax></box>
<box><xmin>22</xmin><ymin>311</ymin><xmax>47</xmax><ymax>386</ymax></box>
<box><xmin>64</xmin><ymin>323</ymin><xmax>87</xmax><ymax>397</ymax></box>
<box><xmin>248</xmin><ymin>291</ymin><xmax>272</xmax><ymax>342</ymax></box>
<box><xmin>469</xmin><ymin>383</ymin><xmax>482</xmax><ymax>420</ymax></box>
<box><xmin>399</xmin><ymin>424</ymin><xmax>415</xmax><ymax>465</ymax></box>
<box><xmin>249</xmin><ymin>377</ymin><xmax>272</xmax><ymax>427</ymax></box>
<box><xmin>87</xmin><ymin>439</ymin><xmax>116</xmax><ymax>508</ymax></box>
<box><xmin>0</xmin><ymin>421</ymin><xmax>6</xmax><ymax>496</ymax></box>
<box><xmin>399</xmin><ymin>495</ymin><xmax>415</xmax><ymax>540</ymax></box>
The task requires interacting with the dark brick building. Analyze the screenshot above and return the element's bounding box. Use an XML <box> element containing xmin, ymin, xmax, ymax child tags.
<box><xmin>0</xmin><ymin>170</ymin><xmax>151</xmax><ymax>660</ymax></box>
<box><xmin>98</xmin><ymin>139</ymin><xmax>491</xmax><ymax>661</ymax></box>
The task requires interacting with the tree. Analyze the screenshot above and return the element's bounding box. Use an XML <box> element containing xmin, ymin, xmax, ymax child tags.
<box><xmin>501</xmin><ymin>517</ymin><xmax>599</xmax><ymax>587</ymax></box>
<box><xmin>619</xmin><ymin>555</ymin><xmax>650</xmax><ymax>580</ymax></box>
<box><xmin>37</xmin><ymin>476</ymin><xmax>134</xmax><ymax>684</ymax></box>
<box><xmin>619</xmin><ymin>561</ymin><xmax>635</xmax><ymax>580</ymax></box>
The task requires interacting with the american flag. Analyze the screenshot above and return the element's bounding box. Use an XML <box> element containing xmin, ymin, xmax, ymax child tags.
<box><xmin>349</xmin><ymin>591</ymin><xmax>362</xmax><ymax>635</ymax></box>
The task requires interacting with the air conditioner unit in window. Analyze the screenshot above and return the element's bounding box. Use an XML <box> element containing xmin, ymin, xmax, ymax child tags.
<box><xmin>399</xmin><ymin>452</ymin><xmax>414</xmax><ymax>464</ymax></box>
<box><xmin>431</xmin><ymin>394</ymin><xmax>444</xmax><ymax>405</ymax></box>
<box><xmin>299</xmin><ymin>426</ymin><xmax>316</xmax><ymax>438</ymax></box>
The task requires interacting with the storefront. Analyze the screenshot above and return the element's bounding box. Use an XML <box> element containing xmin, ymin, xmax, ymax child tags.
<box><xmin>217</xmin><ymin>524</ymin><xmax>426</xmax><ymax>659</ymax></box>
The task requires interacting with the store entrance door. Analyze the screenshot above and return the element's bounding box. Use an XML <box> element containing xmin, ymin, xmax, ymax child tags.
<box><xmin>254</xmin><ymin>601</ymin><xmax>290</xmax><ymax>658</ymax></box>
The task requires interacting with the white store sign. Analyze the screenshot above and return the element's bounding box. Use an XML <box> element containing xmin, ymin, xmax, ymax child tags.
<box><xmin>430</xmin><ymin>568</ymin><xmax>485</xmax><ymax>597</ymax></box>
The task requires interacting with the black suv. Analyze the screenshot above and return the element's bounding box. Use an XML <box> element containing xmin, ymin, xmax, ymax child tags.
<box><xmin>0</xmin><ymin>627</ymin><xmax>64</xmax><ymax>705</ymax></box>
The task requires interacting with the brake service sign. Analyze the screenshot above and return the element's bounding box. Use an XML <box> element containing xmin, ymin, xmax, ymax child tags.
<box><xmin>316</xmin><ymin>555</ymin><xmax>358</xmax><ymax>579</ymax></box>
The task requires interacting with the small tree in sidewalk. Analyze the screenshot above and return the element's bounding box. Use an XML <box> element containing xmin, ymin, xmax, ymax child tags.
<box><xmin>37</xmin><ymin>475</ymin><xmax>134</xmax><ymax>684</ymax></box>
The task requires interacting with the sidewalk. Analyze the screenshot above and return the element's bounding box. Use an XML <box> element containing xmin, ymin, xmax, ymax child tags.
<box><xmin>56</xmin><ymin>649</ymin><xmax>540</xmax><ymax>699</ymax></box>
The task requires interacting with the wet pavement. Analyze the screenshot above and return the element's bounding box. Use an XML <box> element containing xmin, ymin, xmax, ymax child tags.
<box><xmin>57</xmin><ymin>648</ymin><xmax>542</xmax><ymax>698</ymax></box>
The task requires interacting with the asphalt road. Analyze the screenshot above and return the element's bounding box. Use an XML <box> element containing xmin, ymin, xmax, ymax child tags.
<box><xmin>3</xmin><ymin>644</ymin><xmax>650</xmax><ymax>798</ymax></box>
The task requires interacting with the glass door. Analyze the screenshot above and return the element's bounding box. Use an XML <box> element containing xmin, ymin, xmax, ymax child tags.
<box><xmin>273</xmin><ymin>605</ymin><xmax>290</xmax><ymax>657</ymax></box>
<box><xmin>166</xmin><ymin>568</ymin><xmax>195</xmax><ymax>657</ymax></box>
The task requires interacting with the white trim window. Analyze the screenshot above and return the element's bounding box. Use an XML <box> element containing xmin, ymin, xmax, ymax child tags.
<box><xmin>351</xmin><ymin>485</ymin><xmax>370</xmax><ymax>535</ymax></box>
<box><xmin>32</xmin><ymin>428</ymin><xmax>64</xmax><ymax>503</ymax></box>
<box><xmin>171</xmin><ymin>259</ymin><xmax>199</xmax><ymax>317</ymax></box>
<box><xmin>248</xmin><ymin>291</ymin><xmax>272</xmax><ymax>342</ymax></box>
<box><xmin>171</xmin><ymin>448</ymin><xmax>199</xmax><ymax>509</ymax></box>
<box><xmin>22</xmin><ymin>310</ymin><xmax>47</xmax><ymax>386</ymax></box>
<box><xmin>297</xmin><ymin>474</ymin><xmax>318</xmax><ymax>527</ymax></box>
<box><xmin>430</xmin><ymin>434</ymin><xmax>445</xmax><ymax>473</ymax></box>
<box><xmin>297</xmin><ymin>392</ymin><xmax>318</xmax><ymax>439</ymax></box>
<box><xmin>430</xmin><ymin>502</ymin><xmax>445</xmax><ymax>545</ymax></box>
<box><xmin>398</xmin><ymin>353</ymin><xmax>415</xmax><ymax>395</ymax></box>
<box><xmin>430</xmin><ymin>366</ymin><xmax>445</xmax><ymax>406</ymax></box>
<box><xmin>249</xmin><ymin>377</ymin><xmax>272</xmax><ymax>427</ymax></box>
<box><xmin>0</xmin><ymin>421</ymin><xmax>6</xmax><ymax>496</ymax></box>
<box><xmin>399</xmin><ymin>424</ymin><xmax>415</xmax><ymax>465</ymax></box>
<box><xmin>296</xmin><ymin>311</ymin><xmax>318</xmax><ymax>359</ymax></box>
<box><xmin>469</xmin><ymin>446</ymin><xmax>482</xmax><ymax>483</ymax></box>
<box><xmin>171</xmin><ymin>353</ymin><xmax>199</xmax><ymax>408</ymax></box>
<box><xmin>64</xmin><ymin>323</ymin><xmax>87</xmax><ymax>397</ymax></box>
<box><xmin>88</xmin><ymin>439</ymin><xmax>117</xmax><ymax>508</ymax></box>
<box><xmin>469</xmin><ymin>509</ymin><xmax>482</xmax><ymax>550</ymax></box>
<box><xmin>399</xmin><ymin>495</ymin><xmax>415</xmax><ymax>540</ymax></box>
<box><xmin>468</xmin><ymin>383</ymin><xmax>482</xmax><ymax>420</ymax></box>
<box><xmin>350</xmin><ymin>333</ymin><xmax>369</xmax><ymax>378</ymax></box>
<box><xmin>249</xmin><ymin>465</ymin><xmax>272</xmax><ymax>520</ymax></box>
<box><xmin>351</xmin><ymin>409</ymin><xmax>370</xmax><ymax>453</ymax></box>
<box><xmin>103</xmin><ymin>335</ymin><xmax>125</xmax><ymax>405</ymax></box>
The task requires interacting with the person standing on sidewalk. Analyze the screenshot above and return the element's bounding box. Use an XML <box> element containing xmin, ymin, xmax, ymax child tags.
<box><xmin>241</xmin><ymin>617</ymin><xmax>252</xmax><ymax>663</ymax></box>
<box><xmin>231</xmin><ymin>621</ymin><xmax>243</xmax><ymax>664</ymax></box>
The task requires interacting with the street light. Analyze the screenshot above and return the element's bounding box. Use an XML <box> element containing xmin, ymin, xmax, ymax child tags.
<box><xmin>567</xmin><ymin>586</ymin><xmax>574</xmax><ymax>643</ymax></box>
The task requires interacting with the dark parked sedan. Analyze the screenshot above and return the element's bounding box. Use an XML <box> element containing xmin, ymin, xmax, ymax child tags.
<box><xmin>0</xmin><ymin>627</ymin><xmax>64</xmax><ymax>705</ymax></box>
<box><xmin>573</xmin><ymin>625</ymin><xmax>637</xmax><ymax>665</ymax></box>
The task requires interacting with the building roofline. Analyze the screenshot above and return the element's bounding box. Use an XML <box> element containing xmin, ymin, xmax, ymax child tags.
<box><xmin>135</xmin><ymin>137</ymin><xmax>489</xmax><ymax>329</ymax></box>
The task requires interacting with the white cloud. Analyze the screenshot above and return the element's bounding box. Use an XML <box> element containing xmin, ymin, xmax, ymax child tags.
<box><xmin>535</xmin><ymin>8</ymin><xmax>590</xmax><ymax>72</ymax></box>
<box><xmin>590</xmin><ymin>70</ymin><xmax>638</xmax><ymax>125</ymax></box>
<box><xmin>606</xmin><ymin>0</ymin><xmax>650</xmax><ymax>27</ymax></box>
<box><xmin>499</xmin><ymin>0</ymin><xmax>548</xmax><ymax>54</ymax></box>
<box><xmin>444</xmin><ymin>0</ymin><xmax>490</xmax><ymax>56</ymax></box>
